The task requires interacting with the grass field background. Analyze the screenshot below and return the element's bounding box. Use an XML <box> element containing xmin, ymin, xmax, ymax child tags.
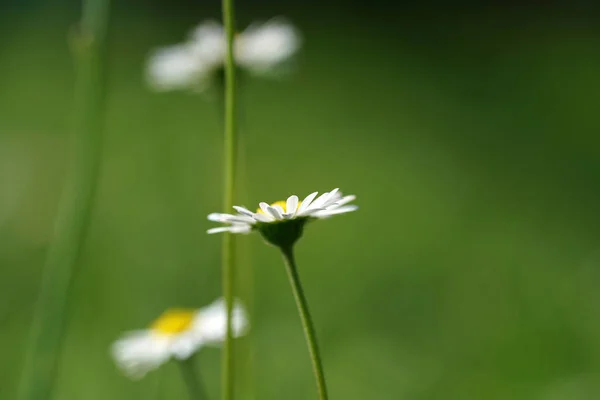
<box><xmin>2</xmin><ymin>3</ymin><xmax>600</xmax><ymax>399</ymax></box>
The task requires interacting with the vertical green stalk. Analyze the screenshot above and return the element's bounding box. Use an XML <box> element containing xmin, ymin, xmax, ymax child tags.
<box><xmin>280</xmin><ymin>246</ymin><xmax>329</xmax><ymax>400</ymax></box>
<box><xmin>17</xmin><ymin>1</ymin><xmax>110</xmax><ymax>399</ymax></box>
<box><xmin>233</xmin><ymin>90</ymin><xmax>255</xmax><ymax>400</ymax></box>
<box><xmin>179</xmin><ymin>357</ymin><xmax>209</xmax><ymax>400</ymax></box>
<box><xmin>220</xmin><ymin>0</ymin><xmax>238</xmax><ymax>399</ymax></box>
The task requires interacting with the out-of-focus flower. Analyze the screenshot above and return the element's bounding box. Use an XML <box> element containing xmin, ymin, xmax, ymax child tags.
<box><xmin>146</xmin><ymin>18</ymin><xmax>301</xmax><ymax>92</ymax></box>
<box><xmin>146</xmin><ymin>44</ymin><xmax>212</xmax><ymax>92</ymax></box>
<box><xmin>207</xmin><ymin>188</ymin><xmax>357</xmax><ymax>248</ymax></box>
<box><xmin>234</xmin><ymin>18</ymin><xmax>301</xmax><ymax>75</ymax></box>
<box><xmin>111</xmin><ymin>298</ymin><xmax>248</xmax><ymax>379</ymax></box>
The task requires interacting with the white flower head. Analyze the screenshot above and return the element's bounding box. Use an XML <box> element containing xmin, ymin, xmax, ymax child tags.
<box><xmin>208</xmin><ymin>188</ymin><xmax>357</xmax><ymax>248</ymax></box>
<box><xmin>146</xmin><ymin>18</ymin><xmax>301</xmax><ymax>92</ymax></box>
<box><xmin>146</xmin><ymin>44</ymin><xmax>212</xmax><ymax>92</ymax></box>
<box><xmin>235</xmin><ymin>17</ymin><xmax>301</xmax><ymax>76</ymax></box>
<box><xmin>188</xmin><ymin>20</ymin><xmax>227</xmax><ymax>68</ymax></box>
<box><xmin>111</xmin><ymin>298</ymin><xmax>248</xmax><ymax>379</ymax></box>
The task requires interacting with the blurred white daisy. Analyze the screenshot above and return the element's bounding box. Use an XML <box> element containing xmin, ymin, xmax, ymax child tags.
<box><xmin>147</xmin><ymin>18</ymin><xmax>301</xmax><ymax>92</ymax></box>
<box><xmin>207</xmin><ymin>189</ymin><xmax>357</xmax><ymax>247</ymax></box>
<box><xmin>234</xmin><ymin>18</ymin><xmax>301</xmax><ymax>75</ymax></box>
<box><xmin>111</xmin><ymin>298</ymin><xmax>248</xmax><ymax>379</ymax></box>
<box><xmin>146</xmin><ymin>44</ymin><xmax>213</xmax><ymax>92</ymax></box>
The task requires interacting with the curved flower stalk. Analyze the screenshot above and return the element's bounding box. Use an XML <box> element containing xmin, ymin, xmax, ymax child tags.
<box><xmin>207</xmin><ymin>188</ymin><xmax>357</xmax><ymax>400</ymax></box>
<box><xmin>17</xmin><ymin>0</ymin><xmax>110</xmax><ymax>399</ymax></box>
<box><xmin>146</xmin><ymin>18</ymin><xmax>301</xmax><ymax>92</ymax></box>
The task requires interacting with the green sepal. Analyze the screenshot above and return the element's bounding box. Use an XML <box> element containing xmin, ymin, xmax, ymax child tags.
<box><xmin>256</xmin><ymin>217</ymin><xmax>308</xmax><ymax>248</ymax></box>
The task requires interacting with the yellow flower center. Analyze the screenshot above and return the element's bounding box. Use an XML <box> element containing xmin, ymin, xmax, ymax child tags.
<box><xmin>256</xmin><ymin>200</ymin><xmax>302</xmax><ymax>214</ymax></box>
<box><xmin>150</xmin><ymin>309</ymin><xmax>196</xmax><ymax>335</ymax></box>
<box><xmin>257</xmin><ymin>200</ymin><xmax>301</xmax><ymax>215</ymax></box>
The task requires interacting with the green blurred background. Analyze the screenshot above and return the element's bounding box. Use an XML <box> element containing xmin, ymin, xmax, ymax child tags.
<box><xmin>2</xmin><ymin>1</ymin><xmax>600</xmax><ymax>399</ymax></box>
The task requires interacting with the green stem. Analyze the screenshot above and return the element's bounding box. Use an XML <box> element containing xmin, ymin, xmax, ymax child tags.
<box><xmin>17</xmin><ymin>1</ymin><xmax>110</xmax><ymax>400</ymax></box>
<box><xmin>155</xmin><ymin>369</ymin><xmax>164</xmax><ymax>400</ymax></box>
<box><xmin>220</xmin><ymin>0</ymin><xmax>238</xmax><ymax>399</ymax></box>
<box><xmin>179</xmin><ymin>357</ymin><xmax>210</xmax><ymax>400</ymax></box>
<box><xmin>280</xmin><ymin>246</ymin><xmax>329</xmax><ymax>400</ymax></box>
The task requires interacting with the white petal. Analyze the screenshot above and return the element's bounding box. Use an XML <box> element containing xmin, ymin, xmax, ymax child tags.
<box><xmin>188</xmin><ymin>20</ymin><xmax>226</xmax><ymax>67</ymax></box>
<box><xmin>252</xmin><ymin>212</ymin><xmax>273</xmax><ymax>223</ymax></box>
<box><xmin>190</xmin><ymin>20</ymin><xmax>224</xmax><ymax>42</ymax></box>
<box><xmin>266</xmin><ymin>206</ymin><xmax>283</xmax><ymax>220</ymax></box>
<box><xmin>300</xmin><ymin>207</ymin><xmax>325</xmax><ymax>216</ymax></box>
<box><xmin>233</xmin><ymin>206</ymin><xmax>254</xmax><ymax>216</ymax></box>
<box><xmin>229</xmin><ymin>224</ymin><xmax>252</xmax><ymax>233</ymax></box>
<box><xmin>225</xmin><ymin>215</ymin><xmax>255</xmax><ymax>224</ymax></box>
<box><xmin>312</xmin><ymin>205</ymin><xmax>358</xmax><ymax>218</ymax></box>
<box><xmin>193</xmin><ymin>298</ymin><xmax>249</xmax><ymax>344</ymax></box>
<box><xmin>207</xmin><ymin>213</ymin><xmax>233</xmax><ymax>222</ymax></box>
<box><xmin>331</xmin><ymin>194</ymin><xmax>356</xmax><ymax>208</ymax></box>
<box><xmin>259</xmin><ymin>202</ymin><xmax>271</xmax><ymax>215</ymax></box>
<box><xmin>321</xmin><ymin>188</ymin><xmax>340</xmax><ymax>207</ymax></box>
<box><xmin>207</xmin><ymin>224</ymin><xmax>251</xmax><ymax>234</ymax></box>
<box><xmin>297</xmin><ymin>191</ymin><xmax>318</xmax><ymax>215</ymax></box>
<box><xmin>111</xmin><ymin>331</ymin><xmax>171</xmax><ymax>379</ymax></box>
<box><xmin>208</xmin><ymin>213</ymin><xmax>254</xmax><ymax>224</ymax></box>
<box><xmin>235</xmin><ymin>18</ymin><xmax>301</xmax><ymax>73</ymax></box>
<box><xmin>306</xmin><ymin>191</ymin><xmax>331</xmax><ymax>211</ymax></box>
<box><xmin>207</xmin><ymin>227</ymin><xmax>233</xmax><ymax>234</ymax></box>
<box><xmin>285</xmin><ymin>195</ymin><xmax>299</xmax><ymax>217</ymax></box>
<box><xmin>170</xmin><ymin>333</ymin><xmax>203</xmax><ymax>360</ymax></box>
<box><xmin>207</xmin><ymin>212</ymin><xmax>225</xmax><ymax>222</ymax></box>
<box><xmin>273</xmin><ymin>204</ymin><xmax>285</xmax><ymax>215</ymax></box>
<box><xmin>315</xmin><ymin>189</ymin><xmax>341</xmax><ymax>209</ymax></box>
<box><xmin>327</xmin><ymin>188</ymin><xmax>340</xmax><ymax>199</ymax></box>
<box><xmin>146</xmin><ymin>44</ymin><xmax>203</xmax><ymax>91</ymax></box>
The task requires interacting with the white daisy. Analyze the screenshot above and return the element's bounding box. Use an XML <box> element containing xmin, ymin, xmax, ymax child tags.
<box><xmin>111</xmin><ymin>298</ymin><xmax>248</xmax><ymax>379</ymax></box>
<box><xmin>234</xmin><ymin>18</ymin><xmax>301</xmax><ymax>76</ymax></box>
<box><xmin>146</xmin><ymin>44</ymin><xmax>214</xmax><ymax>92</ymax></box>
<box><xmin>207</xmin><ymin>189</ymin><xmax>357</xmax><ymax>247</ymax></box>
<box><xmin>146</xmin><ymin>18</ymin><xmax>301</xmax><ymax>92</ymax></box>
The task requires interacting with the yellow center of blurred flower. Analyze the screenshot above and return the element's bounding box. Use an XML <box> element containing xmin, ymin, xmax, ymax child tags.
<box><xmin>256</xmin><ymin>200</ymin><xmax>301</xmax><ymax>215</ymax></box>
<box><xmin>150</xmin><ymin>309</ymin><xmax>196</xmax><ymax>335</ymax></box>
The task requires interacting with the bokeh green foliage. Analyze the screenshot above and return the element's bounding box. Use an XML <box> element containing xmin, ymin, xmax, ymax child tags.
<box><xmin>2</xmin><ymin>3</ymin><xmax>600</xmax><ymax>399</ymax></box>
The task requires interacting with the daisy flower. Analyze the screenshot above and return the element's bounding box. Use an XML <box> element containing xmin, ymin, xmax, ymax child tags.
<box><xmin>146</xmin><ymin>44</ymin><xmax>214</xmax><ymax>92</ymax></box>
<box><xmin>234</xmin><ymin>18</ymin><xmax>301</xmax><ymax>75</ymax></box>
<box><xmin>111</xmin><ymin>298</ymin><xmax>248</xmax><ymax>379</ymax></box>
<box><xmin>207</xmin><ymin>189</ymin><xmax>356</xmax><ymax>399</ymax></box>
<box><xmin>146</xmin><ymin>18</ymin><xmax>301</xmax><ymax>92</ymax></box>
<box><xmin>207</xmin><ymin>188</ymin><xmax>357</xmax><ymax>248</ymax></box>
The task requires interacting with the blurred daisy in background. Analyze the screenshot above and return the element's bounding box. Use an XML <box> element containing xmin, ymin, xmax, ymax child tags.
<box><xmin>147</xmin><ymin>18</ymin><xmax>301</xmax><ymax>92</ymax></box>
<box><xmin>111</xmin><ymin>298</ymin><xmax>248</xmax><ymax>379</ymax></box>
<box><xmin>207</xmin><ymin>188</ymin><xmax>357</xmax><ymax>247</ymax></box>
